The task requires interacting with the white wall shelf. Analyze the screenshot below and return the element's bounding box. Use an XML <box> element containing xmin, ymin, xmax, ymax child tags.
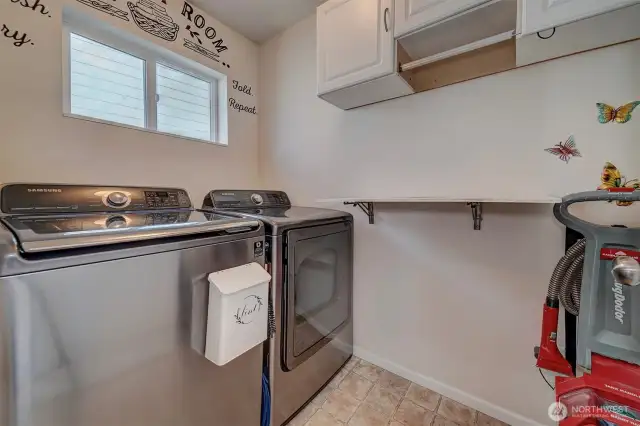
<box><xmin>317</xmin><ymin>196</ymin><xmax>562</xmax><ymax>230</ymax></box>
<box><xmin>400</xmin><ymin>30</ymin><xmax>515</xmax><ymax>72</ymax></box>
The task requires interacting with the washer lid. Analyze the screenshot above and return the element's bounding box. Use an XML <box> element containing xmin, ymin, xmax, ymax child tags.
<box><xmin>203</xmin><ymin>190</ymin><xmax>352</xmax><ymax>234</ymax></box>
<box><xmin>1</xmin><ymin>210</ymin><xmax>260</xmax><ymax>253</ymax></box>
<box><xmin>203</xmin><ymin>206</ymin><xmax>351</xmax><ymax>232</ymax></box>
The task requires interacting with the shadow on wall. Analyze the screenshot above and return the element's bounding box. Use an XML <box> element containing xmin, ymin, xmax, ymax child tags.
<box><xmin>348</xmin><ymin>200</ymin><xmax>562</xmax><ymax>424</ymax></box>
<box><xmin>354</xmin><ymin>201</ymin><xmax>562</xmax><ymax>265</ymax></box>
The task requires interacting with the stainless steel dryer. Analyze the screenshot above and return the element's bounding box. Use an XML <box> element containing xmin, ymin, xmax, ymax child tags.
<box><xmin>202</xmin><ymin>190</ymin><xmax>354</xmax><ymax>426</ymax></box>
<box><xmin>0</xmin><ymin>184</ymin><xmax>266</xmax><ymax>426</ymax></box>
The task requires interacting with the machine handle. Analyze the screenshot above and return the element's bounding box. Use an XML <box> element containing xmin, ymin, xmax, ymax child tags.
<box><xmin>190</xmin><ymin>274</ymin><xmax>210</xmax><ymax>356</ymax></box>
<box><xmin>560</xmin><ymin>189</ymin><xmax>640</xmax><ymax>206</ymax></box>
<box><xmin>554</xmin><ymin>190</ymin><xmax>640</xmax><ymax>234</ymax></box>
<box><xmin>383</xmin><ymin>7</ymin><xmax>390</xmax><ymax>32</ymax></box>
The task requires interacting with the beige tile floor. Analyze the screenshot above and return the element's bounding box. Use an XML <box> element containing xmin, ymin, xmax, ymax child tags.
<box><xmin>287</xmin><ymin>357</ymin><xmax>510</xmax><ymax>426</ymax></box>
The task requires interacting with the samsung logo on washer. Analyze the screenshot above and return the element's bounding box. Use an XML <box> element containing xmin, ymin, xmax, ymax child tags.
<box><xmin>27</xmin><ymin>188</ymin><xmax>62</xmax><ymax>193</ymax></box>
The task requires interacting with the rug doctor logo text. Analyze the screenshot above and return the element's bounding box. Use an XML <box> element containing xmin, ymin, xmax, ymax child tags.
<box><xmin>600</xmin><ymin>248</ymin><xmax>640</xmax><ymax>325</ymax></box>
<box><xmin>613</xmin><ymin>284</ymin><xmax>627</xmax><ymax>325</ymax></box>
<box><xmin>613</xmin><ymin>250</ymin><xmax>628</xmax><ymax>324</ymax></box>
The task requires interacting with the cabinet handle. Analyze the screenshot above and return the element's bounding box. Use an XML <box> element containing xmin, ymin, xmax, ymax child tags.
<box><xmin>383</xmin><ymin>7</ymin><xmax>390</xmax><ymax>32</ymax></box>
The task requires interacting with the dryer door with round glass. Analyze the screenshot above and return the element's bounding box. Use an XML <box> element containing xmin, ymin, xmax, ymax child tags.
<box><xmin>283</xmin><ymin>221</ymin><xmax>352</xmax><ymax>370</ymax></box>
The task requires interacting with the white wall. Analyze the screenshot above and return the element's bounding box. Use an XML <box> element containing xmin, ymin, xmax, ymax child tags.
<box><xmin>0</xmin><ymin>0</ymin><xmax>259</xmax><ymax>200</ymax></box>
<box><xmin>259</xmin><ymin>15</ymin><xmax>640</xmax><ymax>425</ymax></box>
<box><xmin>260</xmin><ymin>20</ymin><xmax>640</xmax><ymax>202</ymax></box>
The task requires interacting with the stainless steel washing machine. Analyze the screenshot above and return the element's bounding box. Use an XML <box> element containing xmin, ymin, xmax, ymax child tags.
<box><xmin>0</xmin><ymin>184</ymin><xmax>266</xmax><ymax>426</ymax></box>
<box><xmin>202</xmin><ymin>190</ymin><xmax>353</xmax><ymax>426</ymax></box>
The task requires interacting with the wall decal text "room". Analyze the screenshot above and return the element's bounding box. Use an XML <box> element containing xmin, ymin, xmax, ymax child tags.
<box><xmin>229</xmin><ymin>98</ymin><xmax>256</xmax><ymax>115</ymax></box>
<box><xmin>181</xmin><ymin>2</ymin><xmax>228</xmax><ymax>53</ymax></box>
<box><xmin>1</xmin><ymin>24</ymin><xmax>33</xmax><ymax>47</ymax></box>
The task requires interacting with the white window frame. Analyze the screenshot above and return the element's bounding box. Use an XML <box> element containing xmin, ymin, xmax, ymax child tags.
<box><xmin>62</xmin><ymin>11</ymin><xmax>227</xmax><ymax>145</ymax></box>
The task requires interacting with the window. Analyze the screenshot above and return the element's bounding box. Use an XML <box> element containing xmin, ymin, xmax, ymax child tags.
<box><xmin>69</xmin><ymin>34</ymin><xmax>146</xmax><ymax>128</ymax></box>
<box><xmin>156</xmin><ymin>63</ymin><xmax>211</xmax><ymax>141</ymax></box>
<box><xmin>63</xmin><ymin>17</ymin><xmax>224</xmax><ymax>144</ymax></box>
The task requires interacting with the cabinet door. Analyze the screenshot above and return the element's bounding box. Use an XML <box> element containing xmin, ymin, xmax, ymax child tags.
<box><xmin>317</xmin><ymin>0</ymin><xmax>395</xmax><ymax>95</ymax></box>
<box><xmin>521</xmin><ymin>0</ymin><xmax>639</xmax><ymax>36</ymax></box>
<box><xmin>394</xmin><ymin>0</ymin><xmax>489</xmax><ymax>37</ymax></box>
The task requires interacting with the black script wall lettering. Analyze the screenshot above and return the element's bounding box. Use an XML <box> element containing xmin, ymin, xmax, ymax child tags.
<box><xmin>1</xmin><ymin>24</ymin><xmax>33</xmax><ymax>47</ymax></box>
<box><xmin>76</xmin><ymin>0</ymin><xmax>130</xmax><ymax>21</ymax></box>
<box><xmin>234</xmin><ymin>295</ymin><xmax>263</xmax><ymax>325</ymax></box>
<box><xmin>10</xmin><ymin>0</ymin><xmax>51</xmax><ymax>17</ymax></box>
<box><xmin>232</xmin><ymin>80</ymin><xmax>253</xmax><ymax>96</ymax></box>
<box><xmin>229</xmin><ymin>98</ymin><xmax>256</xmax><ymax>115</ymax></box>
<box><xmin>181</xmin><ymin>1</ymin><xmax>228</xmax><ymax>53</ymax></box>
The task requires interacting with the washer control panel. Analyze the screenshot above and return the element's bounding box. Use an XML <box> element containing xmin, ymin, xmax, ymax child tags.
<box><xmin>107</xmin><ymin>192</ymin><xmax>130</xmax><ymax>207</ymax></box>
<box><xmin>1</xmin><ymin>184</ymin><xmax>192</xmax><ymax>214</ymax></box>
<box><xmin>250</xmin><ymin>193</ymin><xmax>264</xmax><ymax>205</ymax></box>
<box><xmin>144</xmin><ymin>190</ymin><xmax>188</xmax><ymax>209</ymax></box>
<box><xmin>206</xmin><ymin>190</ymin><xmax>291</xmax><ymax>209</ymax></box>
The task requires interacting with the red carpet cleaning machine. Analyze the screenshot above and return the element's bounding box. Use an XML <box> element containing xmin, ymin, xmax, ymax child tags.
<box><xmin>535</xmin><ymin>189</ymin><xmax>640</xmax><ymax>425</ymax></box>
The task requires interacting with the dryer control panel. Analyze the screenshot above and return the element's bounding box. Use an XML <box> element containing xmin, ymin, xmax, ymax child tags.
<box><xmin>1</xmin><ymin>184</ymin><xmax>192</xmax><ymax>214</ymax></box>
<box><xmin>205</xmin><ymin>190</ymin><xmax>291</xmax><ymax>209</ymax></box>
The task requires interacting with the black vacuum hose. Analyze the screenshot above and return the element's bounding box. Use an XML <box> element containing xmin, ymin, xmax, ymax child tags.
<box><xmin>547</xmin><ymin>239</ymin><xmax>586</xmax><ymax>316</ymax></box>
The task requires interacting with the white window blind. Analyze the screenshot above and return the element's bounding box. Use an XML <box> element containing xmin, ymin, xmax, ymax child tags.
<box><xmin>69</xmin><ymin>33</ymin><xmax>146</xmax><ymax>128</ymax></box>
<box><xmin>64</xmin><ymin>19</ymin><xmax>224</xmax><ymax>144</ymax></box>
<box><xmin>156</xmin><ymin>64</ymin><xmax>212</xmax><ymax>141</ymax></box>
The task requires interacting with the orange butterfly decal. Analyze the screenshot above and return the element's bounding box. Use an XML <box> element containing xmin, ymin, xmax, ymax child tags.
<box><xmin>598</xmin><ymin>162</ymin><xmax>640</xmax><ymax>206</ymax></box>
<box><xmin>597</xmin><ymin>102</ymin><xmax>640</xmax><ymax>124</ymax></box>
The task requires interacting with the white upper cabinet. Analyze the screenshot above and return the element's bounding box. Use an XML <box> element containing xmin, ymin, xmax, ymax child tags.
<box><xmin>394</xmin><ymin>0</ymin><xmax>490</xmax><ymax>38</ymax></box>
<box><xmin>521</xmin><ymin>0</ymin><xmax>640</xmax><ymax>36</ymax></box>
<box><xmin>317</xmin><ymin>0</ymin><xmax>396</xmax><ymax>94</ymax></box>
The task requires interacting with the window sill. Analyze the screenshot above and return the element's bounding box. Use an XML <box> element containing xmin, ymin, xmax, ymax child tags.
<box><xmin>63</xmin><ymin>113</ymin><xmax>228</xmax><ymax>147</ymax></box>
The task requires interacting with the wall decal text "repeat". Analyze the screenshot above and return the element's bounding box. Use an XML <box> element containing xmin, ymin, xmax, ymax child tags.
<box><xmin>229</xmin><ymin>98</ymin><xmax>256</xmax><ymax>115</ymax></box>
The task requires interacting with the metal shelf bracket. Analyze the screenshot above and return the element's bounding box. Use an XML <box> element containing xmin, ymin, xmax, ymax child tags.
<box><xmin>344</xmin><ymin>202</ymin><xmax>375</xmax><ymax>224</ymax></box>
<box><xmin>467</xmin><ymin>202</ymin><xmax>483</xmax><ymax>230</ymax></box>
<box><xmin>344</xmin><ymin>201</ymin><xmax>483</xmax><ymax>229</ymax></box>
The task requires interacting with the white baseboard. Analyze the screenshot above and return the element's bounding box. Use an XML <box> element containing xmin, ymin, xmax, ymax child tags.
<box><xmin>353</xmin><ymin>346</ymin><xmax>548</xmax><ymax>426</ymax></box>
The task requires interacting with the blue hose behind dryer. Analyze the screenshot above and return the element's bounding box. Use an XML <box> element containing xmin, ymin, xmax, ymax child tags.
<box><xmin>261</xmin><ymin>367</ymin><xmax>270</xmax><ymax>426</ymax></box>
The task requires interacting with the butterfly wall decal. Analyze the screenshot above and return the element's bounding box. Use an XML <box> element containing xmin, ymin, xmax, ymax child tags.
<box><xmin>544</xmin><ymin>135</ymin><xmax>581</xmax><ymax>163</ymax></box>
<box><xmin>598</xmin><ymin>162</ymin><xmax>640</xmax><ymax>206</ymax></box>
<box><xmin>597</xmin><ymin>102</ymin><xmax>640</xmax><ymax>124</ymax></box>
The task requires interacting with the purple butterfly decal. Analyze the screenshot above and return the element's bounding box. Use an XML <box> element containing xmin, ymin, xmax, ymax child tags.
<box><xmin>545</xmin><ymin>136</ymin><xmax>581</xmax><ymax>163</ymax></box>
